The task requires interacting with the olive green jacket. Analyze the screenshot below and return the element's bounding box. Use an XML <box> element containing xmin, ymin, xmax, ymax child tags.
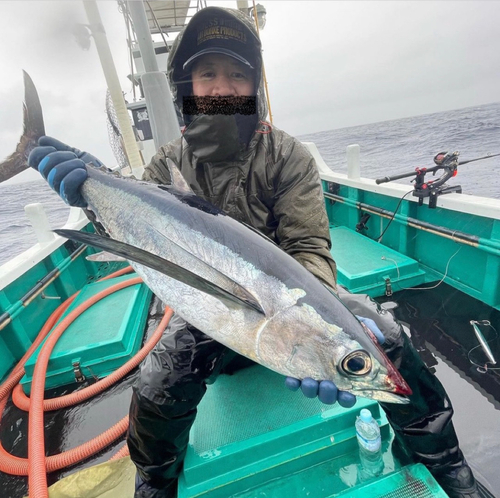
<box><xmin>142</xmin><ymin>6</ymin><xmax>337</xmax><ymax>290</ymax></box>
<box><xmin>143</xmin><ymin>125</ymin><xmax>337</xmax><ymax>290</ymax></box>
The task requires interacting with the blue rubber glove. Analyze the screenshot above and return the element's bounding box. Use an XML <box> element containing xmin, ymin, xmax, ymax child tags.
<box><xmin>356</xmin><ymin>315</ymin><xmax>385</xmax><ymax>345</ymax></box>
<box><xmin>285</xmin><ymin>316</ymin><xmax>385</xmax><ymax>407</ymax></box>
<box><xmin>285</xmin><ymin>377</ymin><xmax>357</xmax><ymax>407</ymax></box>
<box><xmin>28</xmin><ymin>136</ymin><xmax>104</xmax><ymax>208</ymax></box>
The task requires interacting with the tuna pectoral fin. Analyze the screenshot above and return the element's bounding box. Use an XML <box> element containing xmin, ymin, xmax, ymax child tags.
<box><xmin>55</xmin><ymin>229</ymin><xmax>265</xmax><ymax>315</ymax></box>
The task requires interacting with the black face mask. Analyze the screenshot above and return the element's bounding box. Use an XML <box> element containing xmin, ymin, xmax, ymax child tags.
<box><xmin>183</xmin><ymin>113</ymin><xmax>257</xmax><ymax>163</ymax></box>
<box><xmin>235</xmin><ymin>113</ymin><xmax>258</xmax><ymax>146</ymax></box>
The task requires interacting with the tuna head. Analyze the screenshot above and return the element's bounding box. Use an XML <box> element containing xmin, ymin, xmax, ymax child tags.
<box><xmin>253</xmin><ymin>300</ymin><xmax>412</xmax><ymax>404</ymax></box>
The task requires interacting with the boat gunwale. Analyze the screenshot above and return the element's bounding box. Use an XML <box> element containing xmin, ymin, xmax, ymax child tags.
<box><xmin>304</xmin><ymin>142</ymin><xmax>500</xmax><ymax>220</ymax></box>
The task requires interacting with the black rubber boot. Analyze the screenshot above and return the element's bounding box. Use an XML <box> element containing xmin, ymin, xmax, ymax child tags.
<box><xmin>432</xmin><ymin>454</ymin><xmax>493</xmax><ymax>498</ymax></box>
<box><xmin>135</xmin><ymin>472</ymin><xmax>177</xmax><ymax>498</ymax></box>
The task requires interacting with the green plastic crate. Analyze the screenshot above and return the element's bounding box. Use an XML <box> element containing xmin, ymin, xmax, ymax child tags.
<box><xmin>21</xmin><ymin>274</ymin><xmax>152</xmax><ymax>393</ymax></box>
<box><xmin>178</xmin><ymin>366</ymin><xmax>448</xmax><ymax>498</ymax></box>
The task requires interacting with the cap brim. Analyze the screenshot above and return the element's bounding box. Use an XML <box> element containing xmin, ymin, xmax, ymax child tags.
<box><xmin>183</xmin><ymin>47</ymin><xmax>254</xmax><ymax>71</ymax></box>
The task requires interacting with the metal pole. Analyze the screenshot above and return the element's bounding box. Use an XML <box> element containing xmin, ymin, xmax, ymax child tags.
<box><xmin>251</xmin><ymin>1</ymin><xmax>273</xmax><ymax>124</ymax></box>
<box><xmin>127</xmin><ymin>0</ymin><xmax>181</xmax><ymax>149</ymax></box>
<box><xmin>83</xmin><ymin>1</ymin><xmax>144</xmax><ymax>174</ymax></box>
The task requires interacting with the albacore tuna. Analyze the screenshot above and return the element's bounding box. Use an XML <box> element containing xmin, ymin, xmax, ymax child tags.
<box><xmin>56</xmin><ymin>164</ymin><xmax>411</xmax><ymax>403</ymax></box>
<box><xmin>12</xmin><ymin>72</ymin><xmax>412</xmax><ymax>404</ymax></box>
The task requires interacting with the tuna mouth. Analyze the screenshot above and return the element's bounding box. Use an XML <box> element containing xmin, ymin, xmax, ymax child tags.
<box><xmin>392</xmin><ymin>378</ymin><xmax>412</xmax><ymax>396</ymax></box>
<box><xmin>349</xmin><ymin>369</ymin><xmax>412</xmax><ymax>404</ymax></box>
<box><xmin>382</xmin><ymin>355</ymin><xmax>413</xmax><ymax>397</ymax></box>
<box><xmin>359</xmin><ymin>322</ymin><xmax>413</xmax><ymax>398</ymax></box>
<box><xmin>353</xmin><ymin>389</ymin><xmax>411</xmax><ymax>404</ymax></box>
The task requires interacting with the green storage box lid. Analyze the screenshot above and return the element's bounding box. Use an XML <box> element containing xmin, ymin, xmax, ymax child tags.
<box><xmin>178</xmin><ymin>366</ymin><xmax>447</xmax><ymax>498</ymax></box>
<box><xmin>22</xmin><ymin>274</ymin><xmax>152</xmax><ymax>393</ymax></box>
<box><xmin>179</xmin><ymin>366</ymin><xmax>389</xmax><ymax>497</ymax></box>
<box><xmin>329</xmin><ymin>226</ymin><xmax>426</xmax><ymax>297</ymax></box>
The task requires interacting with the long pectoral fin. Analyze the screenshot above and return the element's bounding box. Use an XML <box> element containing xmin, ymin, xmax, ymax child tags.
<box><xmin>145</xmin><ymin>221</ymin><xmax>258</xmax><ymax>301</ymax></box>
<box><xmin>55</xmin><ymin>229</ymin><xmax>265</xmax><ymax>315</ymax></box>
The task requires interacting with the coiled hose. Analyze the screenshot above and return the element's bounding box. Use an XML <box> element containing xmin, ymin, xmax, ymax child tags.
<box><xmin>0</xmin><ymin>267</ymin><xmax>173</xmax><ymax>498</ymax></box>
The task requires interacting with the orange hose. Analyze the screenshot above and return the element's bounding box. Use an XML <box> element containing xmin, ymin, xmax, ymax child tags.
<box><xmin>100</xmin><ymin>266</ymin><xmax>135</xmax><ymax>280</ymax></box>
<box><xmin>29</xmin><ymin>277</ymin><xmax>145</xmax><ymax>496</ymax></box>
<box><xmin>0</xmin><ymin>298</ymin><xmax>74</xmax><ymax>401</ymax></box>
<box><xmin>0</xmin><ymin>266</ymin><xmax>132</xmax><ymax>404</ymax></box>
<box><xmin>0</xmin><ymin>406</ymin><xmax>129</xmax><ymax>474</ymax></box>
<box><xmin>109</xmin><ymin>442</ymin><xmax>130</xmax><ymax>461</ymax></box>
<box><xmin>0</xmin><ymin>266</ymin><xmax>172</xmax><ymax>498</ymax></box>
<box><xmin>12</xmin><ymin>308</ymin><xmax>173</xmax><ymax>412</ymax></box>
<box><xmin>1</xmin><ymin>309</ymin><xmax>171</xmax><ymax>473</ymax></box>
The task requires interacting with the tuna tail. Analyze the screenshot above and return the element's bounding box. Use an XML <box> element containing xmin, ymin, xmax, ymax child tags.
<box><xmin>55</xmin><ymin>229</ymin><xmax>265</xmax><ymax>315</ymax></box>
<box><xmin>0</xmin><ymin>71</ymin><xmax>45</xmax><ymax>183</ymax></box>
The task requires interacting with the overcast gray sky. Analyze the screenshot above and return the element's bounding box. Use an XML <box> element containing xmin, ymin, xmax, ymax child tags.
<box><xmin>1</xmin><ymin>0</ymin><xmax>499</xmax><ymax>184</ymax></box>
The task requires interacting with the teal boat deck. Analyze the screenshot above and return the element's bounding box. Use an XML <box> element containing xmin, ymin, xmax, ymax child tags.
<box><xmin>180</xmin><ymin>365</ymin><xmax>447</xmax><ymax>498</ymax></box>
<box><xmin>323</xmin><ymin>183</ymin><xmax>500</xmax><ymax>309</ymax></box>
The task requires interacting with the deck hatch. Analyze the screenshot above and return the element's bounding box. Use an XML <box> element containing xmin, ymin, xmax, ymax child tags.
<box><xmin>21</xmin><ymin>274</ymin><xmax>151</xmax><ymax>393</ymax></box>
<box><xmin>329</xmin><ymin>226</ymin><xmax>426</xmax><ymax>297</ymax></box>
<box><xmin>178</xmin><ymin>366</ymin><xmax>448</xmax><ymax>498</ymax></box>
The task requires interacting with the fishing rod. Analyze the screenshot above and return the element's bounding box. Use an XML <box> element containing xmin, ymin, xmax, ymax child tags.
<box><xmin>458</xmin><ymin>152</ymin><xmax>500</xmax><ymax>165</ymax></box>
<box><xmin>376</xmin><ymin>151</ymin><xmax>500</xmax><ymax>208</ymax></box>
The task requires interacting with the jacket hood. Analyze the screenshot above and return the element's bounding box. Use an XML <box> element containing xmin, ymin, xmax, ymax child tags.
<box><xmin>167</xmin><ymin>6</ymin><xmax>268</xmax><ymax>125</ymax></box>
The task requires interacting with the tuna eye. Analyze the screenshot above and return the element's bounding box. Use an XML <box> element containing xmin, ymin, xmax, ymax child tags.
<box><xmin>341</xmin><ymin>350</ymin><xmax>372</xmax><ymax>375</ymax></box>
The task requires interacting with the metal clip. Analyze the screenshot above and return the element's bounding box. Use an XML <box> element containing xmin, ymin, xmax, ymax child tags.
<box><xmin>72</xmin><ymin>361</ymin><xmax>86</xmax><ymax>383</ymax></box>
<box><xmin>385</xmin><ymin>278</ymin><xmax>393</xmax><ymax>297</ymax></box>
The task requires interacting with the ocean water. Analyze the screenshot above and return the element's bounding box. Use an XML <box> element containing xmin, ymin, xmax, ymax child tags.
<box><xmin>300</xmin><ymin>101</ymin><xmax>500</xmax><ymax>198</ymax></box>
<box><xmin>0</xmin><ymin>181</ymin><xmax>70</xmax><ymax>266</ymax></box>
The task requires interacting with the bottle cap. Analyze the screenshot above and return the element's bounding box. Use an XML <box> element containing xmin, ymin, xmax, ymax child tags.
<box><xmin>360</xmin><ymin>408</ymin><xmax>373</xmax><ymax>423</ymax></box>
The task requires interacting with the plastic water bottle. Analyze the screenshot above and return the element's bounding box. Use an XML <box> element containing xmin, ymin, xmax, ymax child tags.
<box><xmin>355</xmin><ymin>408</ymin><xmax>384</xmax><ymax>480</ymax></box>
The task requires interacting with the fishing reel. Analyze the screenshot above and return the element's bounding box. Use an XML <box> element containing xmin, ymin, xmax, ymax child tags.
<box><xmin>376</xmin><ymin>151</ymin><xmax>462</xmax><ymax>208</ymax></box>
<box><xmin>412</xmin><ymin>151</ymin><xmax>462</xmax><ymax>208</ymax></box>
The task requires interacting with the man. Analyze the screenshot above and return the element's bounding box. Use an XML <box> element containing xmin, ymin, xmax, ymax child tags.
<box><xmin>28</xmin><ymin>7</ymin><xmax>486</xmax><ymax>498</ymax></box>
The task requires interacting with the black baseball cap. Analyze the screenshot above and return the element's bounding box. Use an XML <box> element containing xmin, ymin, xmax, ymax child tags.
<box><xmin>179</xmin><ymin>8</ymin><xmax>258</xmax><ymax>74</ymax></box>
<box><xmin>183</xmin><ymin>47</ymin><xmax>254</xmax><ymax>71</ymax></box>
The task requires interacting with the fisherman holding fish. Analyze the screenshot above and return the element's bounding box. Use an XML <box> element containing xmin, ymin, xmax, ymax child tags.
<box><xmin>28</xmin><ymin>6</ymin><xmax>485</xmax><ymax>498</ymax></box>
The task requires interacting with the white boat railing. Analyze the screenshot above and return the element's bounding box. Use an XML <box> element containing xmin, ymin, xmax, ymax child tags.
<box><xmin>0</xmin><ymin>206</ymin><xmax>88</xmax><ymax>290</ymax></box>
